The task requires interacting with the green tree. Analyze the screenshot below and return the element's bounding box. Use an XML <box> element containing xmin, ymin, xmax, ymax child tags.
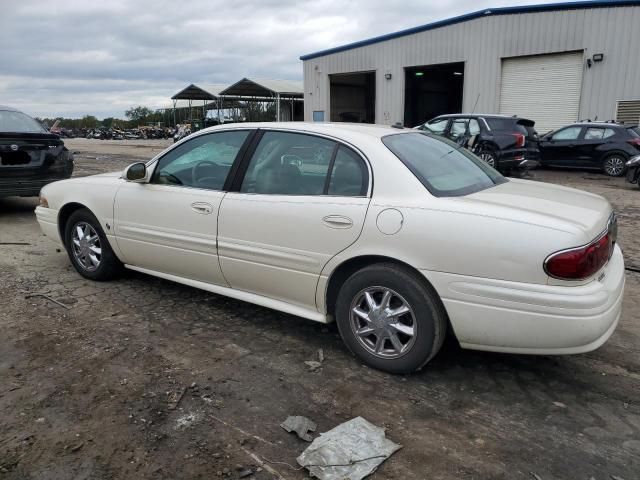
<box><xmin>125</xmin><ymin>106</ymin><xmax>153</xmax><ymax>124</ymax></box>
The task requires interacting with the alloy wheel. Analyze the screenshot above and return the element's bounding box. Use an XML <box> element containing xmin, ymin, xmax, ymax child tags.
<box><xmin>349</xmin><ymin>286</ymin><xmax>417</xmax><ymax>359</ymax></box>
<box><xmin>604</xmin><ymin>156</ymin><xmax>625</xmax><ymax>176</ymax></box>
<box><xmin>71</xmin><ymin>222</ymin><xmax>102</xmax><ymax>271</ymax></box>
<box><xmin>480</xmin><ymin>152</ymin><xmax>496</xmax><ymax>167</ymax></box>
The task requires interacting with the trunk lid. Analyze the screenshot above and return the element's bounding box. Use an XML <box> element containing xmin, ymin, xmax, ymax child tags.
<box><xmin>0</xmin><ymin>133</ymin><xmax>64</xmax><ymax>170</ymax></box>
<box><xmin>466</xmin><ymin>178</ymin><xmax>611</xmax><ymax>241</ymax></box>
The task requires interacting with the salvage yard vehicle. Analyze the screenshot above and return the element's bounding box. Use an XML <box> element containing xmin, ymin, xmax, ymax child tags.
<box><xmin>415</xmin><ymin>114</ymin><xmax>540</xmax><ymax>175</ymax></box>
<box><xmin>35</xmin><ymin>123</ymin><xmax>624</xmax><ymax>374</ymax></box>
<box><xmin>0</xmin><ymin>105</ymin><xmax>74</xmax><ymax>197</ymax></box>
<box><xmin>625</xmin><ymin>155</ymin><xmax>640</xmax><ymax>188</ymax></box>
<box><xmin>539</xmin><ymin>122</ymin><xmax>640</xmax><ymax>176</ymax></box>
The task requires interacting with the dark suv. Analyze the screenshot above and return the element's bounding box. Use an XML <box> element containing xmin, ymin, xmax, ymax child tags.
<box><xmin>539</xmin><ymin>122</ymin><xmax>640</xmax><ymax>176</ymax></box>
<box><xmin>415</xmin><ymin>114</ymin><xmax>540</xmax><ymax>174</ymax></box>
<box><xmin>0</xmin><ymin>105</ymin><xmax>74</xmax><ymax>197</ymax></box>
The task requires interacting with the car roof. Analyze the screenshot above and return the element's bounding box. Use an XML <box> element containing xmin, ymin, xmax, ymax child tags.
<box><xmin>434</xmin><ymin>113</ymin><xmax>525</xmax><ymax>119</ymax></box>
<box><xmin>197</xmin><ymin>122</ymin><xmax>409</xmax><ymax>141</ymax></box>
<box><xmin>570</xmin><ymin>122</ymin><xmax>625</xmax><ymax>127</ymax></box>
<box><xmin>0</xmin><ymin>105</ymin><xmax>21</xmax><ymax>112</ymax></box>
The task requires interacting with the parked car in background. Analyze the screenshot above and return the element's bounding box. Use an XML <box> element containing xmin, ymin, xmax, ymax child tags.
<box><xmin>539</xmin><ymin>122</ymin><xmax>640</xmax><ymax>176</ymax></box>
<box><xmin>0</xmin><ymin>105</ymin><xmax>74</xmax><ymax>198</ymax></box>
<box><xmin>415</xmin><ymin>114</ymin><xmax>540</xmax><ymax>175</ymax></box>
<box><xmin>625</xmin><ymin>155</ymin><xmax>640</xmax><ymax>188</ymax></box>
<box><xmin>35</xmin><ymin>123</ymin><xmax>624</xmax><ymax>374</ymax></box>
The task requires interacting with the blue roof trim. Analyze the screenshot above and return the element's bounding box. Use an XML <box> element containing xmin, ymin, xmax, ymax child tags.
<box><xmin>300</xmin><ymin>0</ymin><xmax>640</xmax><ymax>60</ymax></box>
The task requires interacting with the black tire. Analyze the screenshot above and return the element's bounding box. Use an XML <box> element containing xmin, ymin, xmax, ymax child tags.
<box><xmin>64</xmin><ymin>208</ymin><xmax>123</xmax><ymax>281</ymax></box>
<box><xmin>335</xmin><ymin>263</ymin><xmax>447</xmax><ymax>374</ymax></box>
<box><xmin>602</xmin><ymin>153</ymin><xmax>627</xmax><ymax>177</ymax></box>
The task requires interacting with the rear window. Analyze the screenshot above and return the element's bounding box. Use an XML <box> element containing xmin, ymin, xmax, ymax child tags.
<box><xmin>0</xmin><ymin>110</ymin><xmax>46</xmax><ymax>133</ymax></box>
<box><xmin>382</xmin><ymin>132</ymin><xmax>507</xmax><ymax>197</ymax></box>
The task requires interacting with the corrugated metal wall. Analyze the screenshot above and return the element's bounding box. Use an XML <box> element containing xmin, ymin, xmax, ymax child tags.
<box><xmin>302</xmin><ymin>6</ymin><xmax>640</xmax><ymax>126</ymax></box>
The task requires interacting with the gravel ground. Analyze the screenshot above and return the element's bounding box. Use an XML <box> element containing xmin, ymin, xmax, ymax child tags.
<box><xmin>1</xmin><ymin>139</ymin><xmax>639</xmax><ymax>480</ymax></box>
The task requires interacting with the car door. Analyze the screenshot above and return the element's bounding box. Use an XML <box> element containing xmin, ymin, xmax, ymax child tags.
<box><xmin>540</xmin><ymin>126</ymin><xmax>583</xmax><ymax>166</ymax></box>
<box><xmin>217</xmin><ymin>130</ymin><xmax>371</xmax><ymax>311</ymax></box>
<box><xmin>113</xmin><ymin>129</ymin><xmax>252</xmax><ymax>284</ymax></box>
<box><xmin>446</xmin><ymin>118</ymin><xmax>470</xmax><ymax>147</ymax></box>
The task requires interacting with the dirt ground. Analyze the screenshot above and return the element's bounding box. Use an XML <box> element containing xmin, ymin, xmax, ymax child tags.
<box><xmin>1</xmin><ymin>138</ymin><xmax>639</xmax><ymax>480</ymax></box>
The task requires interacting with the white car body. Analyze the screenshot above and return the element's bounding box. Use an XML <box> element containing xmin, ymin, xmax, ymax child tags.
<box><xmin>36</xmin><ymin>122</ymin><xmax>624</xmax><ymax>360</ymax></box>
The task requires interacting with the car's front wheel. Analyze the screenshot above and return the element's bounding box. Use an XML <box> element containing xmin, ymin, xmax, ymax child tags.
<box><xmin>335</xmin><ymin>263</ymin><xmax>447</xmax><ymax>374</ymax></box>
<box><xmin>603</xmin><ymin>154</ymin><xmax>627</xmax><ymax>177</ymax></box>
<box><xmin>64</xmin><ymin>208</ymin><xmax>123</xmax><ymax>281</ymax></box>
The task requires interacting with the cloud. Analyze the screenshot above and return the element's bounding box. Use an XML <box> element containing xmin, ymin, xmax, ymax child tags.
<box><xmin>0</xmin><ymin>0</ymin><xmax>563</xmax><ymax>118</ymax></box>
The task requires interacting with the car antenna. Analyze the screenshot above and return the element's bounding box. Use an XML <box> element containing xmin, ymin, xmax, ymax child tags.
<box><xmin>471</xmin><ymin>94</ymin><xmax>480</xmax><ymax>114</ymax></box>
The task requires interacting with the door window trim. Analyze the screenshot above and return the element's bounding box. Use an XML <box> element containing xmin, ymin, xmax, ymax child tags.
<box><xmin>227</xmin><ymin>128</ymin><xmax>372</xmax><ymax>198</ymax></box>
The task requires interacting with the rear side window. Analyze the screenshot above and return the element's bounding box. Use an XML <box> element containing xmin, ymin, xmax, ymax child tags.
<box><xmin>484</xmin><ymin>118</ymin><xmax>517</xmax><ymax>131</ymax></box>
<box><xmin>584</xmin><ymin>128</ymin><xmax>616</xmax><ymax>140</ymax></box>
<box><xmin>240</xmin><ymin>131</ymin><xmax>367</xmax><ymax>196</ymax></box>
<box><xmin>328</xmin><ymin>146</ymin><xmax>367</xmax><ymax>196</ymax></box>
<box><xmin>628</xmin><ymin>127</ymin><xmax>640</xmax><ymax>138</ymax></box>
<box><xmin>383</xmin><ymin>132</ymin><xmax>506</xmax><ymax>197</ymax></box>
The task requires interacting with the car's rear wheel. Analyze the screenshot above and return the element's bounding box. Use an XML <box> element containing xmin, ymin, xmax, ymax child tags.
<box><xmin>603</xmin><ymin>154</ymin><xmax>627</xmax><ymax>177</ymax></box>
<box><xmin>478</xmin><ymin>147</ymin><xmax>497</xmax><ymax>169</ymax></box>
<box><xmin>335</xmin><ymin>263</ymin><xmax>447</xmax><ymax>374</ymax></box>
<box><xmin>64</xmin><ymin>208</ymin><xmax>123</xmax><ymax>281</ymax></box>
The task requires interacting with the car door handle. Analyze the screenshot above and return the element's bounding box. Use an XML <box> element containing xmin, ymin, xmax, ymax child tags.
<box><xmin>191</xmin><ymin>202</ymin><xmax>213</xmax><ymax>215</ymax></box>
<box><xmin>323</xmin><ymin>215</ymin><xmax>353</xmax><ymax>229</ymax></box>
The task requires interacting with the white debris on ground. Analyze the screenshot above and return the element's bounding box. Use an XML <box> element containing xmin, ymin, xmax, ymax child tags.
<box><xmin>297</xmin><ymin>416</ymin><xmax>401</xmax><ymax>480</ymax></box>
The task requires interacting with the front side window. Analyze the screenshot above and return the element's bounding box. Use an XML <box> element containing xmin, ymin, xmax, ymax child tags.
<box><xmin>151</xmin><ymin>130</ymin><xmax>250</xmax><ymax>189</ymax></box>
<box><xmin>552</xmin><ymin>127</ymin><xmax>582</xmax><ymax>141</ymax></box>
<box><xmin>382</xmin><ymin>132</ymin><xmax>506</xmax><ymax>197</ymax></box>
<box><xmin>0</xmin><ymin>110</ymin><xmax>46</xmax><ymax>133</ymax></box>
<box><xmin>422</xmin><ymin>118</ymin><xmax>448</xmax><ymax>135</ymax></box>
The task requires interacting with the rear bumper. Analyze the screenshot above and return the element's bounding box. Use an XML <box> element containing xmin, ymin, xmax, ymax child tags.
<box><xmin>0</xmin><ymin>167</ymin><xmax>73</xmax><ymax>198</ymax></box>
<box><xmin>423</xmin><ymin>244</ymin><xmax>625</xmax><ymax>355</ymax></box>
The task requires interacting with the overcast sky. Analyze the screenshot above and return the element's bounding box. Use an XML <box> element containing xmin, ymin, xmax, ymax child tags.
<box><xmin>1</xmin><ymin>0</ymin><xmax>567</xmax><ymax>119</ymax></box>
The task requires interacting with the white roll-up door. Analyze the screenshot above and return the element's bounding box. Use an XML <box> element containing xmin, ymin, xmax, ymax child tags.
<box><xmin>499</xmin><ymin>51</ymin><xmax>584</xmax><ymax>134</ymax></box>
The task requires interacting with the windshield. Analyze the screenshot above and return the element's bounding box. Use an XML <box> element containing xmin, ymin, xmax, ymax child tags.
<box><xmin>382</xmin><ymin>132</ymin><xmax>507</xmax><ymax>197</ymax></box>
<box><xmin>0</xmin><ymin>110</ymin><xmax>47</xmax><ymax>133</ymax></box>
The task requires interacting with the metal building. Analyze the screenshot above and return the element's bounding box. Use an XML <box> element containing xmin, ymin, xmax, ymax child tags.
<box><xmin>300</xmin><ymin>0</ymin><xmax>640</xmax><ymax>133</ymax></box>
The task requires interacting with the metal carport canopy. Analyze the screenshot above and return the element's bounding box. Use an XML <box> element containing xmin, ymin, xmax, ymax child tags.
<box><xmin>218</xmin><ymin>78</ymin><xmax>303</xmax><ymax>98</ymax></box>
<box><xmin>171</xmin><ymin>84</ymin><xmax>227</xmax><ymax>100</ymax></box>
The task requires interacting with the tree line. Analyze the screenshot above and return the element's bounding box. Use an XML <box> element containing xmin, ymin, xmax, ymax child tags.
<box><xmin>36</xmin><ymin>106</ymin><xmax>167</xmax><ymax>130</ymax></box>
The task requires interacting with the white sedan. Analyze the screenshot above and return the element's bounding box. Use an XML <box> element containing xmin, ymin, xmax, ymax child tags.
<box><xmin>36</xmin><ymin>123</ymin><xmax>625</xmax><ymax>373</ymax></box>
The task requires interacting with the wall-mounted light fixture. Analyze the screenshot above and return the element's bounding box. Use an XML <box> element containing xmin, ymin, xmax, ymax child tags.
<box><xmin>384</xmin><ymin>72</ymin><xmax>392</xmax><ymax>80</ymax></box>
<box><xmin>587</xmin><ymin>58</ymin><xmax>593</xmax><ymax>68</ymax></box>
<box><xmin>592</xmin><ymin>53</ymin><xmax>604</xmax><ymax>62</ymax></box>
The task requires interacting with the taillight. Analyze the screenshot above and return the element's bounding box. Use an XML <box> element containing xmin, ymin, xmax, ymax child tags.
<box><xmin>511</xmin><ymin>133</ymin><xmax>525</xmax><ymax>148</ymax></box>
<box><xmin>628</xmin><ymin>138</ymin><xmax>640</xmax><ymax>148</ymax></box>
<box><xmin>544</xmin><ymin>231</ymin><xmax>614</xmax><ymax>280</ymax></box>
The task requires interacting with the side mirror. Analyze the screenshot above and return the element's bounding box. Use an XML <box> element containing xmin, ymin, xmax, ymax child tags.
<box><xmin>124</xmin><ymin>162</ymin><xmax>147</xmax><ymax>182</ymax></box>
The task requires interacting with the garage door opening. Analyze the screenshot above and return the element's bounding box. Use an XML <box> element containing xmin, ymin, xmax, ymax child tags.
<box><xmin>404</xmin><ymin>62</ymin><xmax>464</xmax><ymax>127</ymax></box>
<box><xmin>329</xmin><ymin>72</ymin><xmax>375</xmax><ymax>123</ymax></box>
